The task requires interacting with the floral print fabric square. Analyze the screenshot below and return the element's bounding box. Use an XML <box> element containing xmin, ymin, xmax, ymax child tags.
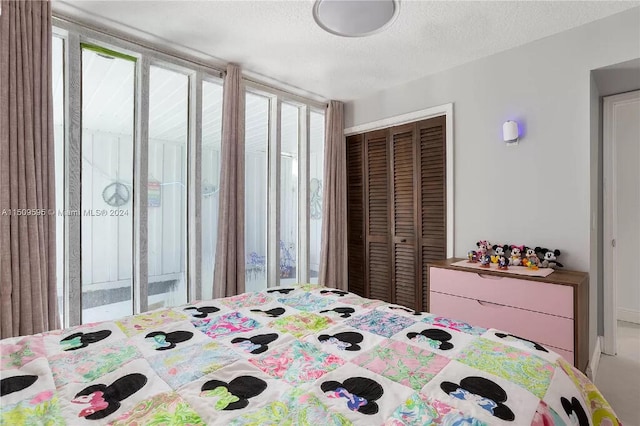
<box><xmin>346</xmin><ymin>310</ymin><xmax>416</xmax><ymax>338</ymax></box>
<box><xmin>194</xmin><ymin>312</ymin><xmax>261</xmax><ymax>339</ymax></box>
<box><xmin>277</xmin><ymin>293</ymin><xmax>334</xmax><ymax>312</ymax></box>
<box><xmin>421</xmin><ymin>315</ymin><xmax>487</xmax><ymax>336</ymax></box>
<box><xmin>1</xmin><ymin>337</ymin><xmax>45</xmax><ymax>369</ymax></box>
<box><xmin>109</xmin><ymin>392</ymin><xmax>205</xmax><ymax>425</ymax></box>
<box><xmin>352</xmin><ymin>340</ymin><xmax>449</xmax><ymax>390</ymax></box>
<box><xmin>384</xmin><ymin>394</ymin><xmax>487</xmax><ymax>426</ymax></box>
<box><xmin>116</xmin><ymin>309</ymin><xmax>189</xmax><ymax>337</ymax></box>
<box><xmin>269</xmin><ymin>312</ymin><xmax>333</xmax><ymax>338</ymax></box>
<box><xmin>455</xmin><ymin>338</ymin><xmax>554</xmax><ymax>399</ymax></box>
<box><xmin>219</xmin><ymin>293</ymin><xmax>273</xmax><ymax>309</ymax></box>
<box><xmin>250</xmin><ymin>341</ymin><xmax>345</xmax><ymax>384</ymax></box>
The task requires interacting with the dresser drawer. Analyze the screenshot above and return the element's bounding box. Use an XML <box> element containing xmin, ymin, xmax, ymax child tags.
<box><xmin>429</xmin><ymin>267</ymin><xmax>574</xmax><ymax>318</ymax></box>
<box><xmin>430</xmin><ymin>291</ymin><xmax>574</xmax><ymax>352</ymax></box>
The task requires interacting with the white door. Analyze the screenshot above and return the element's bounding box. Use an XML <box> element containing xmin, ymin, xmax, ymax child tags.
<box><xmin>604</xmin><ymin>90</ymin><xmax>640</xmax><ymax>355</ymax></box>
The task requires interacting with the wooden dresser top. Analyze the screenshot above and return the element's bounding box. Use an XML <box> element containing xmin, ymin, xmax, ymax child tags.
<box><xmin>428</xmin><ymin>258</ymin><xmax>589</xmax><ymax>287</ymax></box>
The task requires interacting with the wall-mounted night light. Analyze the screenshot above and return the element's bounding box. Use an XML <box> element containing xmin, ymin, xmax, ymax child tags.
<box><xmin>503</xmin><ymin>120</ymin><xmax>519</xmax><ymax>146</ymax></box>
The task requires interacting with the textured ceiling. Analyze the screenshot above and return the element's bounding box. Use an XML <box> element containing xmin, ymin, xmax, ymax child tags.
<box><xmin>53</xmin><ymin>1</ymin><xmax>640</xmax><ymax>101</ymax></box>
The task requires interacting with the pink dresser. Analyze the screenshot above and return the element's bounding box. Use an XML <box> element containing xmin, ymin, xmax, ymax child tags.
<box><xmin>427</xmin><ymin>258</ymin><xmax>589</xmax><ymax>370</ymax></box>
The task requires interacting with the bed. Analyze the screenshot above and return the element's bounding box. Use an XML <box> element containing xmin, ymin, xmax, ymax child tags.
<box><xmin>1</xmin><ymin>284</ymin><xmax>620</xmax><ymax>425</ymax></box>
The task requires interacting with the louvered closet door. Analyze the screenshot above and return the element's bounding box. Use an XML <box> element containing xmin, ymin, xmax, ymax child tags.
<box><xmin>365</xmin><ymin>129</ymin><xmax>391</xmax><ymax>303</ymax></box>
<box><xmin>346</xmin><ymin>134</ymin><xmax>365</xmax><ymax>297</ymax></box>
<box><xmin>418</xmin><ymin>116</ymin><xmax>447</xmax><ymax>311</ymax></box>
<box><xmin>390</xmin><ymin>124</ymin><xmax>418</xmax><ymax>310</ymax></box>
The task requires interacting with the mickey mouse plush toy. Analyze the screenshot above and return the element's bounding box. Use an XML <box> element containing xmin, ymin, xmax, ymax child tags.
<box><xmin>491</xmin><ymin>244</ymin><xmax>508</xmax><ymax>264</ymax></box>
<box><xmin>522</xmin><ymin>247</ymin><xmax>541</xmax><ymax>270</ymax></box>
<box><xmin>535</xmin><ymin>247</ymin><xmax>564</xmax><ymax>269</ymax></box>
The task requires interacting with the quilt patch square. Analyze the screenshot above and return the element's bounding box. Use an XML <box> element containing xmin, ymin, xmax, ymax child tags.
<box><xmin>49</xmin><ymin>343</ymin><xmax>141</xmax><ymax>387</ymax></box>
<box><xmin>456</xmin><ymin>338</ymin><xmax>554</xmax><ymax>399</ymax></box>
<box><xmin>148</xmin><ymin>341</ymin><xmax>238</xmax><ymax>389</ymax></box>
<box><xmin>250</xmin><ymin>341</ymin><xmax>345</xmax><ymax>384</ymax></box>
<box><xmin>345</xmin><ymin>310</ymin><xmax>416</xmax><ymax>338</ymax></box>
<box><xmin>194</xmin><ymin>312</ymin><xmax>261</xmax><ymax>339</ymax></box>
<box><xmin>269</xmin><ymin>312</ymin><xmax>333</xmax><ymax>338</ymax></box>
<box><xmin>383</xmin><ymin>393</ymin><xmax>488</xmax><ymax>426</ymax></box>
<box><xmin>352</xmin><ymin>340</ymin><xmax>450</xmax><ymax>390</ymax></box>
<box><xmin>397</xmin><ymin>322</ymin><xmax>475</xmax><ymax>357</ymax></box>
<box><xmin>0</xmin><ymin>388</ymin><xmax>65</xmax><ymax>426</ymax></box>
<box><xmin>227</xmin><ymin>386</ymin><xmax>352</xmax><ymax>426</ymax></box>
<box><xmin>109</xmin><ymin>391</ymin><xmax>205</xmax><ymax>425</ymax></box>
<box><xmin>219</xmin><ymin>293</ymin><xmax>273</xmax><ymax>309</ymax></box>
<box><xmin>1</xmin><ymin>336</ymin><xmax>45</xmax><ymax>369</ymax></box>
<box><xmin>277</xmin><ymin>293</ymin><xmax>334</xmax><ymax>312</ymax></box>
<box><xmin>116</xmin><ymin>309</ymin><xmax>189</xmax><ymax>337</ymax></box>
<box><xmin>421</xmin><ymin>315</ymin><xmax>487</xmax><ymax>336</ymax></box>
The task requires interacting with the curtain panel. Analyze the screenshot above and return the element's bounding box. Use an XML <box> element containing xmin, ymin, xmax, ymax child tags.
<box><xmin>0</xmin><ymin>0</ymin><xmax>59</xmax><ymax>338</ymax></box>
<box><xmin>318</xmin><ymin>100</ymin><xmax>348</xmax><ymax>290</ymax></box>
<box><xmin>213</xmin><ymin>64</ymin><xmax>246</xmax><ymax>298</ymax></box>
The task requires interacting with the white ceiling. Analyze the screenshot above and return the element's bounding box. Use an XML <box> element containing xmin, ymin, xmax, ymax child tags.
<box><xmin>53</xmin><ymin>1</ymin><xmax>639</xmax><ymax>102</ymax></box>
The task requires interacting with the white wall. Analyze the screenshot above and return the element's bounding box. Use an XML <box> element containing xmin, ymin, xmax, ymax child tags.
<box><xmin>345</xmin><ymin>8</ymin><xmax>640</xmax><ymax>359</ymax></box>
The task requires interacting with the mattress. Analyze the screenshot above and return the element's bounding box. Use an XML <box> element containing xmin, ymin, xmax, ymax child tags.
<box><xmin>0</xmin><ymin>284</ymin><xmax>620</xmax><ymax>425</ymax></box>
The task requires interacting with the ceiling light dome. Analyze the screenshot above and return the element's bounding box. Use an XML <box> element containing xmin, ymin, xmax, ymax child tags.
<box><xmin>313</xmin><ymin>0</ymin><xmax>399</xmax><ymax>37</ymax></box>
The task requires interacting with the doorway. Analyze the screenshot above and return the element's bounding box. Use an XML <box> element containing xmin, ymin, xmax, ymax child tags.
<box><xmin>603</xmin><ymin>90</ymin><xmax>640</xmax><ymax>357</ymax></box>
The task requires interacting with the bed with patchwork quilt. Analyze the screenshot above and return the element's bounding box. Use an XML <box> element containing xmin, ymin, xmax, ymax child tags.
<box><xmin>1</xmin><ymin>285</ymin><xmax>620</xmax><ymax>425</ymax></box>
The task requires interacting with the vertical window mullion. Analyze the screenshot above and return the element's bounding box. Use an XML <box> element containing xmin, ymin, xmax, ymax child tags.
<box><xmin>66</xmin><ymin>32</ymin><xmax>82</xmax><ymax>327</ymax></box>
<box><xmin>133</xmin><ymin>56</ymin><xmax>150</xmax><ymax>314</ymax></box>
<box><xmin>268</xmin><ymin>98</ymin><xmax>281</xmax><ymax>287</ymax></box>
<box><xmin>298</xmin><ymin>106</ymin><xmax>310</xmax><ymax>283</ymax></box>
<box><xmin>188</xmin><ymin>72</ymin><xmax>203</xmax><ymax>302</ymax></box>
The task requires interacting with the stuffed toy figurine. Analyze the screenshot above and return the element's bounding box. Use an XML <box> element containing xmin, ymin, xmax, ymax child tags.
<box><xmin>467</xmin><ymin>250</ymin><xmax>478</xmax><ymax>263</ymax></box>
<box><xmin>491</xmin><ymin>244</ymin><xmax>509</xmax><ymax>264</ymax></box>
<box><xmin>476</xmin><ymin>240</ymin><xmax>491</xmax><ymax>258</ymax></box>
<box><xmin>536</xmin><ymin>247</ymin><xmax>564</xmax><ymax>269</ymax></box>
<box><xmin>497</xmin><ymin>255</ymin><xmax>509</xmax><ymax>270</ymax></box>
<box><xmin>509</xmin><ymin>245</ymin><xmax>524</xmax><ymax>266</ymax></box>
<box><xmin>479</xmin><ymin>253</ymin><xmax>491</xmax><ymax>268</ymax></box>
<box><xmin>522</xmin><ymin>247</ymin><xmax>540</xmax><ymax>270</ymax></box>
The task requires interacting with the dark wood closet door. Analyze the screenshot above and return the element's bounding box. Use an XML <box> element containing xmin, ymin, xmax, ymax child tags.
<box><xmin>346</xmin><ymin>134</ymin><xmax>365</xmax><ymax>297</ymax></box>
<box><xmin>364</xmin><ymin>129</ymin><xmax>391</xmax><ymax>303</ymax></box>
<box><xmin>390</xmin><ymin>124</ymin><xmax>418</xmax><ymax>310</ymax></box>
<box><xmin>417</xmin><ymin>116</ymin><xmax>447</xmax><ymax>311</ymax></box>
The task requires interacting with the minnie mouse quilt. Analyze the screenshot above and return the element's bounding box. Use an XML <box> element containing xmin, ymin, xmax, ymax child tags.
<box><xmin>1</xmin><ymin>285</ymin><xmax>620</xmax><ymax>425</ymax></box>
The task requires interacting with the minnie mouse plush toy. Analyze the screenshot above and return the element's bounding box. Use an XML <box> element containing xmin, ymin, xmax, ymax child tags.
<box><xmin>509</xmin><ymin>245</ymin><xmax>524</xmax><ymax>266</ymax></box>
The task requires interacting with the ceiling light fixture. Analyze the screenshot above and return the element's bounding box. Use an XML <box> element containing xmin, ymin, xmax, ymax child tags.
<box><xmin>313</xmin><ymin>0</ymin><xmax>400</xmax><ymax>38</ymax></box>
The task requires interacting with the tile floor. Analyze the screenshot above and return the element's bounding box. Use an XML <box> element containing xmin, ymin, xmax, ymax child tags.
<box><xmin>596</xmin><ymin>321</ymin><xmax>640</xmax><ymax>426</ymax></box>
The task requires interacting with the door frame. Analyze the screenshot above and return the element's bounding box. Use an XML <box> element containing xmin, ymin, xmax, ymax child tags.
<box><xmin>603</xmin><ymin>90</ymin><xmax>640</xmax><ymax>355</ymax></box>
<box><xmin>344</xmin><ymin>103</ymin><xmax>455</xmax><ymax>258</ymax></box>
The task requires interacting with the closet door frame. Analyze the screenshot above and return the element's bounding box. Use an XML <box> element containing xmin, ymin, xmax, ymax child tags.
<box><xmin>345</xmin><ymin>103</ymin><xmax>454</xmax><ymax>260</ymax></box>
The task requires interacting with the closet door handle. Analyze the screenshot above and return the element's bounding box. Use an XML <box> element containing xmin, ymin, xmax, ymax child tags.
<box><xmin>399</xmin><ymin>238</ymin><xmax>407</xmax><ymax>243</ymax></box>
<box><xmin>476</xmin><ymin>299</ymin><xmax>503</xmax><ymax>308</ymax></box>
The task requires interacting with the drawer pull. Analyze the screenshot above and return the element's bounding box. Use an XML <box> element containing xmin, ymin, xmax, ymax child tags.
<box><xmin>476</xmin><ymin>273</ymin><xmax>503</xmax><ymax>280</ymax></box>
<box><xmin>476</xmin><ymin>299</ymin><xmax>503</xmax><ymax>308</ymax></box>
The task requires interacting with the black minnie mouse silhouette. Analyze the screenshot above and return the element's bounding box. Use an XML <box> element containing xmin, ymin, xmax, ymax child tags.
<box><xmin>200</xmin><ymin>376</ymin><xmax>267</xmax><ymax>410</ymax></box>
<box><xmin>0</xmin><ymin>375</ymin><xmax>38</xmax><ymax>397</ymax></box>
<box><xmin>319</xmin><ymin>307</ymin><xmax>356</xmax><ymax>318</ymax></box>
<box><xmin>231</xmin><ymin>333</ymin><xmax>279</xmax><ymax>354</ymax></box>
<box><xmin>561</xmin><ymin>396</ymin><xmax>589</xmax><ymax>426</ymax></box>
<box><xmin>145</xmin><ymin>330</ymin><xmax>193</xmax><ymax>351</ymax></box>
<box><xmin>267</xmin><ymin>288</ymin><xmax>295</xmax><ymax>295</ymax></box>
<box><xmin>321</xmin><ymin>377</ymin><xmax>383</xmax><ymax>414</ymax></box>
<box><xmin>318</xmin><ymin>332</ymin><xmax>363</xmax><ymax>351</ymax></box>
<box><xmin>494</xmin><ymin>332</ymin><xmax>549</xmax><ymax>352</ymax></box>
<box><xmin>441</xmin><ymin>376</ymin><xmax>514</xmax><ymax>421</ymax></box>
<box><xmin>320</xmin><ymin>290</ymin><xmax>348</xmax><ymax>297</ymax></box>
<box><xmin>184</xmin><ymin>306</ymin><xmax>220</xmax><ymax>319</ymax></box>
<box><xmin>72</xmin><ymin>373</ymin><xmax>147</xmax><ymax>420</ymax></box>
<box><xmin>250</xmin><ymin>307</ymin><xmax>286</xmax><ymax>318</ymax></box>
<box><xmin>389</xmin><ymin>306</ymin><xmax>422</xmax><ymax>316</ymax></box>
<box><xmin>60</xmin><ymin>330</ymin><xmax>112</xmax><ymax>351</ymax></box>
<box><xmin>407</xmin><ymin>328</ymin><xmax>454</xmax><ymax>350</ymax></box>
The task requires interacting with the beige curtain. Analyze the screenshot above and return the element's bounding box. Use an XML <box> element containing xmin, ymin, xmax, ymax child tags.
<box><xmin>0</xmin><ymin>0</ymin><xmax>59</xmax><ymax>338</ymax></box>
<box><xmin>213</xmin><ymin>64</ymin><xmax>246</xmax><ymax>298</ymax></box>
<box><xmin>318</xmin><ymin>101</ymin><xmax>348</xmax><ymax>290</ymax></box>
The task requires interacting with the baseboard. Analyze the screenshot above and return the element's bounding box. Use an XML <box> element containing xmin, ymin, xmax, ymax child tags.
<box><xmin>586</xmin><ymin>336</ymin><xmax>602</xmax><ymax>382</ymax></box>
<box><xmin>618</xmin><ymin>307</ymin><xmax>640</xmax><ymax>324</ymax></box>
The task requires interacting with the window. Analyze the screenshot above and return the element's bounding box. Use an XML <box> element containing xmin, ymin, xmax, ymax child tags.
<box><xmin>245</xmin><ymin>93</ymin><xmax>269</xmax><ymax>292</ymax></box>
<box><xmin>80</xmin><ymin>45</ymin><xmax>136</xmax><ymax>323</ymax></box>
<box><xmin>53</xmin><ymin>21</ymin><xmax>324</xmax><ymax>327</ymax></box>
<box><xmin>309</xmin><ymin>111</ymin><xmax>325</xmax><ymax>283</ymax></box>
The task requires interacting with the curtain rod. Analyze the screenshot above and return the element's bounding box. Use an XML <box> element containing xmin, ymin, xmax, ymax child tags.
<box><xmin>52</xmin><ymin>14</ymin><xmax>329</xmax><ymax>109</ymax></box>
